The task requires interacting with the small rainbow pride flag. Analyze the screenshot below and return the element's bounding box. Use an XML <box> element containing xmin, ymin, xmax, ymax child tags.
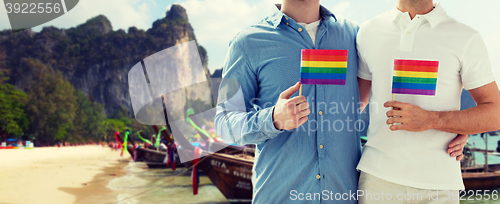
<box><xmin>392</xmin><ymin>59</ymin><xmax>439</xmax><ymax>96</ymax></box>
<box><xmin>300</xmin><ymin>49</ymin><xmax>348</xmax><ymax>85</ymax></box>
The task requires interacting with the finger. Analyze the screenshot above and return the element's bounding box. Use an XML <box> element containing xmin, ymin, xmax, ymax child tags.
<box><xmin>298</xmin><ymin>108</ymin><xmax>311</xmax><ymax>118</ymax></box>
<box><xmin>448</xmin><ymin>134</ymin><xmax>468</xmax><ymax>147</ymax></box>
<box><xmin>386</xmin><ymin>110</ymin><xmax>403</xmax><ymax>117</ymax></box>
<box><xmin>456</xmin><ymin>154</ymin><xmax>464</xmax><ymax>161</ymax></box>
<box><xmin>289</xmin><ymin>95</ymin><xmax>307</xmax><ymax>105</ymax></box>
<box><xmin>389</xmin><ymin>124</ymin><xmax>405</xmax><ymax>131</ymax></box>
<box><xmin>297</xmin><ymin>101</ymin><xmax>310</xmax><ymax>111</ymax></box>
<box><xmin>386</xmin><ymin>117</ymin><xmax>404</xmax><ymax>125</ymax></box>
<box><xmin>447</xmin><ymin>143</ymin><xmax>464</xmax><ymax>153</ymax></box>
<box><xmin>297</xmin><ymin>116</ymin><xmax>308</xmax><ymax>127</ymax></box>
<box><xmin>450</xmin><ymin>151</ymin><xmax>462</xmax><ymax>158</ymax></box>
<box><xmin>279</xmin><ymin>82</ymin><xmax>301</xmax><ymax>99</ymax></box>
<box><xmin>450</xmin><ymin>149</ymin><xmax>463</xmax><ymax>157</ymax></box>
<box><xmin>384</xmin><ymin>101</ymin><xmax>406</xmax><ymax>109</ymax></box>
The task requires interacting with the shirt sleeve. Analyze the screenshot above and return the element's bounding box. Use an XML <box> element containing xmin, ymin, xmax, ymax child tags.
<box><xmin>460</xmin><ymin>32</ymin><xmax>495</xmax><ymax>90</ymax></box>
<box><xmin>214</xmin><ymin>40</ymin><xmax>283</xmax><ymax>146</ymax></box>
<box><xmin>356</xmin><ymin>28</ymin><xmax>372</xmax><ymax>81</ymax></box>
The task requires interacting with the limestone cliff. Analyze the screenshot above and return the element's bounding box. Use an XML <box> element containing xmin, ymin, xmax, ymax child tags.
<box><xmin>0</xmin><ymin>4</ymin><xmax>210</xmax><ymax>116</ymax></box>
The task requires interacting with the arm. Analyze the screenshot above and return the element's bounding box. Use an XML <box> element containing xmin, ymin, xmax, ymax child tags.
<box><xmin>434</xmin><ymin>82</ymin><xmax>500</xmax><ymax>133</ymax></box>
<box><xmin>214</xmin><ymin>41</ymin><xmax>282</xmax><ymax>146</ymax></box>
<box><xmin>385</xmin><ymin>82</ymin><xmax>500</xmax><ymax>134</ymax></box>
<box><xmin>358</xmin><ymin>77</ymin><xmax>371</xmax><ymax>112</ymax></box>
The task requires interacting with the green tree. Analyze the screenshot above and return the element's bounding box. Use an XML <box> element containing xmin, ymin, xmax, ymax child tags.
<box><xmin>102</xmin><ymin>118</ymin><xmax>126</xmax><ymax>141</ymax></box>
<box><xmin>68</xmin><ymin>90</ymin><xmax>106</xmax><ymax>143</ymax></box>
<box><xmin>23</xmin><ymin>59</ymin><xmax>76</xmax><ymax>145</ymax></box>
<box><xmin>0</xmin><ymin>75</ymin><xmax>29</xmax><ymax>138</ymax></box>
<box><xmin>103</xmin><ymin>106</ymin><xmax>154</xmax><ymax>143</ymax></box>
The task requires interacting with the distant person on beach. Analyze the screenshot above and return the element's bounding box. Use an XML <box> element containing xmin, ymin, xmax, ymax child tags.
<box><xmin>356</xmin><ymin>0</ymin><xmax>500</xmax><ymax>203</ymax></box>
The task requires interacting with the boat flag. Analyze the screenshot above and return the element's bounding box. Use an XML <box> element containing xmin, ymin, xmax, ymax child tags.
<box><xmin>299</xmin><ymin>49</ymin><xmax>348</xmax><ymax>95</ymax></box>
<box><xmin>192</xmin><ymin>147</ymin><xmax>201</xmax><ymax>195</ymax></box>
<box><xmin>137</xmin><ymin>131</ymin><xmax>152</xmax><ymax>145</ymax></box>
<box><xmin>392</xmin><ymin>59</ymin><xmax>439</xmax><ymax>96</ymax></box>
<box><xmin>166</xmin><ymin>143</ymin><xmax>177</xmax><ymax>171</ymax></box>
<box><xmin>156</xmin><ymin>127</ymin><xmax>166</xmax><ymax>151</ymax></box>
<box><xmin>121</xmin><ymin>130</ymin><xmax>129</xmax><ymax>156</ymax></box>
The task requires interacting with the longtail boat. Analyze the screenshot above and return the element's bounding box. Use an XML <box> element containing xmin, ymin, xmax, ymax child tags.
<box><xmin>460</xmin><ymin>133</ymin><xmax>500</xmax><ymax>190</ymax></box>
<box><xmin>134</xmin><ymin>146</ymin><xmax>184</xmax><ymax>168</ymax></box>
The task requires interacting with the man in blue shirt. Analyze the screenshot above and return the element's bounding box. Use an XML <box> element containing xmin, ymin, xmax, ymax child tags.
<box><xmin>214</xmin><ymin>1</ymin><xmax>361</xmax><ymax>203</ymax></box>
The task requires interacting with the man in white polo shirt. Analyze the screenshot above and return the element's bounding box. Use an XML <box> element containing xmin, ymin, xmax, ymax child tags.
<box><xmin>356</xmin><ymin>0</ymin><xmax>500</xmax><ymax>203</ymax></box>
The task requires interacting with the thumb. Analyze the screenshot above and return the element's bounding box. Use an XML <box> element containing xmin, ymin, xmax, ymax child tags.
<box><xmin>280</xmin><ymin>82</ymin><xmax>301</xmax><ymax>99</ymax></box>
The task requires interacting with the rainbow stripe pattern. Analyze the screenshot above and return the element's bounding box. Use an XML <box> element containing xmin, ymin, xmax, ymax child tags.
<box><xmin>392</xmin><ymin>59</ymin><xmax>439</xmax><ymax>96</ymax></box>
<box><xmin>300</xmin><ymin>49</ymin><xmax>348</xmax><ymax>85</ymax></box>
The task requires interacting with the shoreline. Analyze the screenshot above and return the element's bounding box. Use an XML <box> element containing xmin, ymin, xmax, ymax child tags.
<box><xmin>0</xmin><ymin>146</ymin><xmax>125</xmax><ymax>204</ymax></box>
<box><xmin>60</xmin><ymin>157</ymin><xmax>132</xmax><ymax>204</ymax></box>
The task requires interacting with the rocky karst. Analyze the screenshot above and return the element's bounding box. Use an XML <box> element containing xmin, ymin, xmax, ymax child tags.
<box><xmin>0</xmin><ymin>5</ymin><xmax>211</xmax><ymax>116</ymax></box>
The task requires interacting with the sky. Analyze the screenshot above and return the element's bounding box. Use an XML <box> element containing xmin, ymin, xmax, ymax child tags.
<box><xmin>0</xmin><ymin>0</ymin><xmax>499</xmax><ymax>82</ymax></box>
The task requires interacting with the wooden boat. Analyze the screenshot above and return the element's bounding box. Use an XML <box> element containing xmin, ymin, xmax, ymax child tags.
<box><xmin>461</xmin><ymin>133</ymin><xmax>500</xmax><ymax>190</ymax></box>
<box><xmin>177</xmin><ymin>146</ymin><xmax>254</xmax><ymax>203</ymax></box>
<box><xmin>134</xmin><ymin>146</ymin><xmax>185</xmax><ymax>168</ymax></box>
<box><xmin>462</xmin><ymin>165</ymin><xmax>500</xmax><ymax>190</ymax></box>
<box><xmin>462</xmin><ymin>173</ymin><xmax>500</xmax><ymax>190</ymax></box>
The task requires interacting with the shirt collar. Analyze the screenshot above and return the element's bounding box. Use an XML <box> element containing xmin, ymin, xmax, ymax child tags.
<box><xmin>388</xmin><ymin>2</ymin><xmax>447</xmax><ymax>28</ymax></box>
<box><xmin>270</xmin><ymin>4</ymin><xmax>337</xmax><ymax>28</ymax></box>
<box><xmin>420</xmin><ymin>2</ymin><xmax>447</xmax><ymax>28</ymax></box>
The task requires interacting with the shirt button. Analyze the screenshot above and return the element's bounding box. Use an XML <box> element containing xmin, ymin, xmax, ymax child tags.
<box><xmin>319</xmin><ymin>145</ymin><xmax>323</xmax><ymax>149</ymax></box>
<box><xmin>286</xmin><ymin>22</ymin><xmax>289</xmax><ymax>25</ymax></box>
<box><xmin>316</xmin><ymin>175</ymin><xmax>321</xmax><ymax>179</ymax></box>
<box><xmin>298</xmin><ymin>27</ymin><xmax>303</xmax><ymax>32</ymax></box>
<box><xmin>406</xmin><ymin>31</ymin><xmax>411</xmax><ymax>35</ymax></box>
<box><xmin>285</xmin><ymin>16</ymin><xmax>288</xmax><ymax>20</ymax></box>
<box><xmin>319</xmin><ymin>111</ymin><xmax>323</xmax><ymax>115</ymax></box>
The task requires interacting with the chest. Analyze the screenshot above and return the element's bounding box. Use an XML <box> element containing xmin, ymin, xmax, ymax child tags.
<box><xmin>362</xmin><ymin>24</ymin><xmax>463</xmax><ymax>86</ymax></box>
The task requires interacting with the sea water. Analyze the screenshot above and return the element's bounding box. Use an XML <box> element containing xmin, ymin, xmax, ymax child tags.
<box><xmin>106</xmin><ymin>162</ymin><xmax>228</xmax><ymax>204</ymax></box>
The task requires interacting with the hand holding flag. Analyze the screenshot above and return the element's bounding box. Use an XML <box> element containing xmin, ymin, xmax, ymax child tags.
<box><xmin>386</xmin><ymin>59</ymin><xmax>439</xmax><ymax>131</ymax></box>
<box><xmin>272</xmin><ymin>82</ymin><xmax>310</xmax><ymax>130</ymax></box>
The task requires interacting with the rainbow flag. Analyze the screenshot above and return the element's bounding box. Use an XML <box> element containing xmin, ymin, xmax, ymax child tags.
<box><xmin>392</xmin><ymin>59</ymin><xmax>439</xmax><ymax>96</ymax></box>
<box><xmin>300</xmin><ymin>49</ymin><xmax>348</xmax><ymax>85</ymax></box>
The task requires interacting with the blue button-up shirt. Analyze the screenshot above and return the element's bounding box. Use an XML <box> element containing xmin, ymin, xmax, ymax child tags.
<box><xmin>215</xmin><ymin>5</ymin><xmax>361</xmax><ymax>204</ymax></box>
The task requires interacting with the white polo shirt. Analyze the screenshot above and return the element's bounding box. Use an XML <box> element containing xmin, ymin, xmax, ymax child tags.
<box><xmin>356</xmin><ymin>3</ymin><xmax>494</xmax><ymax>190</ymax></box>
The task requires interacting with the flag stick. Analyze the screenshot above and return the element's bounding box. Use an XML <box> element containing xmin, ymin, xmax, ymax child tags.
<box><xmin>299</xmin><ymin>83</ymin><xmax>302</xmax><ymax>96</ymax></box>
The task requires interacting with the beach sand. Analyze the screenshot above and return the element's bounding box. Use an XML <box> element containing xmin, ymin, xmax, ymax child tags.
<box><xmin>0</xmin><ymin>145</ymin><xmax>126</xmax><ymax>204</ymax></box>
